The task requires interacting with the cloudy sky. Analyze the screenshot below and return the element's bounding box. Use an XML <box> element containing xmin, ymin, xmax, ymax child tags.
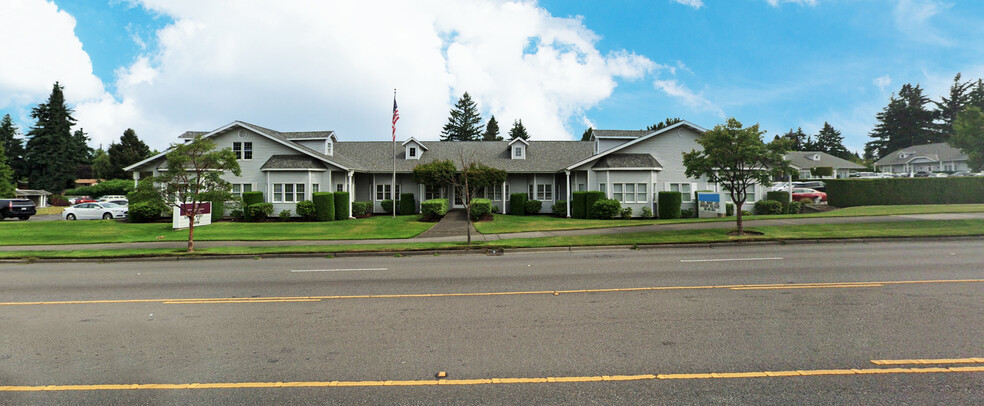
<box><xmin>1</xmin><ymin>0</ymin><xmax>983</xmax><ymax>153</ymax></box>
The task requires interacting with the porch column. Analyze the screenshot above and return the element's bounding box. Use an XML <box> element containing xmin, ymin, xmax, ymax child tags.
<box><xmin>307</xmin><ymin>171</ymin><xmax>313</xmax><ymax>201</ymax></box>
<box><xmin>348</xmin><ymin>170</ymin><xmax>355</xmax><ymax>218</ymax></box>
<box><xmin>418</xmin><ymin>183</ymin><xmax>423</xmax><ymax>214</ymax></box>
<box><xmin>564</xmin><ymin>170</ymin><xmax>571</xmax><ymax>218</ymax></box>
<box><xmin>502</xmin><ymin>181</ymin><xmax>507</xmax><ymax>214</ymax></box>
<box><xmin>132</xmin><ymin>171</ymin><xmax>140</xmax><ymax>188</ymax></box>
<box><xmin>606</xmin><ymin>171</ymin><xmax>611</xmax><ymax>199</ymax></box>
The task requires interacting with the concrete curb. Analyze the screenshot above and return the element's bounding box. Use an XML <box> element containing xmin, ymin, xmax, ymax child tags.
<box><xmin>2</xmin><ymin>235</ymin><xmax>981</xmax><ymax>264</ymax></box>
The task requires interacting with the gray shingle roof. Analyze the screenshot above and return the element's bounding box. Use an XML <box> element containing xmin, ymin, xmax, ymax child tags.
<box><xmin>592</xmin><ymin>129</ymin><xmax>651</xmax><ymax>138</ymax></box>
<box><xmin>178</xmin><ymin>131</ymin><xmax>208</xmax><ymax>139</ymax></box>
<box><xmin>281</xmin><ymin>131</ymin><xmax>335</xmax><ymax>139</ymax></box>
<box><xmin>260</xmin><ymin>155</ymin><xmax>329</xmax><ymax>170</ymax></box>
<box><xmin>874</xmin><ymin>142</ymin><xmax>968</xmax><ymax>166</ymax></box>
<box><xmin>784</xmin><ymin>151</ymin><xmax>865</xmax><ymax>170</ymax></box>
<box><xmin>592</xmin><ymin>153</ymin><xmax>662</xmax><ymax>169</ymax></box>
<box><xmin>334</xmin><ymin>140</ymin><xmax>595</xmax><ymax>172</ymax></box>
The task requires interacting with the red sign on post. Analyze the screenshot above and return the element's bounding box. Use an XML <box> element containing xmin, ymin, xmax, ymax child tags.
<box><xmin>179</xmin><ymin>202</ymin><xmax>211</xmax><ymax>216</ymax></box>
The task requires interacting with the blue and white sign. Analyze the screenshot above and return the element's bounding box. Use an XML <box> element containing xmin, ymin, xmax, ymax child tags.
<box><xmin>697</xmin><ymin>192</ymin><xmax>725</xmax><ymax>218</ymax></box>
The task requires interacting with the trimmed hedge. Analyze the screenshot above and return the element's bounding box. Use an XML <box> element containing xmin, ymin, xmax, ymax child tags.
<box><xmin>400</xmin><ymin>193</ymin><xmax>416</xmax><ymax>215</ymax></box>
<box><xmin>246</xmin><ymin>202</ymin><xmax>273</xmax><ymax>220</ymax></box>
<box><xmin>584</xmin><ymin>191</ymin><xmax>605</xmax><ymax>219</ymax></box>
<box><xmin>127</xmin><ymin>202</ymin><xmax>165</xmax><ymax>223</ymax></box>
<box><xmin>296</xmin><ymin>200</ymin><xmax>316</xmax><ymax>220</ymax></box>
<box><xmin>551</xmin><ymin>200</ymin><xmax>567</xmax><ymax>217</ymax></box>
<box><xmin>210</xmin><ymin>200</ymin><xmax>224</xmax><ymax>222</ymax></box>
<box><xmin>510</xmin><ymin>193</ymin><xmax>528</xmax><ymax>215</ymax></box>
<box><xmin>826</xmin><ymin>178</ymin><xmax>984</xmax><ymax>207</ymax></box>
<box><xmin>470</xmin><ymin>198</ymin><xmax>492</xmax><ymax>221</ymax></box>
<box><xmin>571</xmin><ymin>191</ymin><xmax>588</xmax><ymax>218</ymax></box>
<box><xmin>421</xmin><ymin>198</ymin><xmax>449</xmax><ymax>220</ymax></box>
<box><xmin>312</xmin><ymin>192</ymin><xmax>335</xmax><ymax>221</ymax></box>
<box><xmin>591</xmin><ymin>199</ymin><xmax>621</xmax><ymax>219</ymax></box>
<box><xmin>242</xmin><ymin>191</ymin><xmax>264</xmax><ymax>221</ymax></box>
<box><xmin>333</xmin><ymin>191</ymin><xmax>349</xmax><ymax>220</ymax></box>
<box><xmin>525</xmin><ymin>199</ymin><xmax>543</xmax><ymax>214</ymax></box>
<box><xmin>657</xmin><ymin>191</ymin><xmax>682</xmax><ymax>219</ymax></box>
<box><xmin>726</xmin><ymin>202</ymin><xmax>734</xmax><ymax>216</ymax></box>
<box><xmin>789</xmin><ymin>200</ymin><xmax>803</xmax><ymax>214</ymax></box>
<box><xmin>64</xmin><ymin>179</ymin><xmax>134</xmax><ymax>198</ymax></box>
<box><xmin>811</xmin><ymin>167</ymin><xmax>834</xmax><ymax>177</ymax></box>
<box><xmin>753</xmin><ymin>200</ymin><xmax>783</xmax><ymax>215</ymax></box>
<box><xmin>352</xmin><ymin>201</ymin><xmax>372</xmax><ymax>217</ymax></box>
<box><xmin>766</xmin><ymin>191</ymin><xmax>791</xmax><ymax>214</ymax></box>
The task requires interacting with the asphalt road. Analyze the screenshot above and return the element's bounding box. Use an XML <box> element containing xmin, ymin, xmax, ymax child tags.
<box><xmin>1</xmin><ymin>240</ymin><xmax>983</xmax><ymax>404</ymax></box>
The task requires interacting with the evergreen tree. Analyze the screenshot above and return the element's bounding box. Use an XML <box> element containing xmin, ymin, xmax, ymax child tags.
<box><xmin>72</xmin><ymin>128</ymin><xmax>94</xmax><ymax>179</ymax></box>
<box><xmin>0</xmin><ymin>114</ymin><xmax>26</xmax><ymax>182</ymax></box>
<box><xmin>508</xmin><ymin>119</ymin><xmax>530</xmax><ymax>140</ymax></box>
<box><xmin>0</xmin><ymin>141</ymin><xmax>15</xmax><ymax>197</ymax></box>
<box><xmin>865</xmin><ymin>83</ymin><xmax>940</xmax><ymax>159</ymax></box>
<box><xmin>968</xmin><ymin>79</ymin><xmax>984</xmax><ymax>111</ymax></box>
<box><xmin>646</xmin><ymin>118</ymin><xmax>682</xmax><ymax>131</ymax></box>
<box><xmin>107</xmin><ymin>128</ymin><xmax>152</xmax><ymax>179</ymax></box>
<box><xmin>934</xmin><ymin>73</ymin><xmax>972</xmax><ymax>138</ymax></box>
<box><xmin>25</xmin><ymin>82</ymin><xmax>78</xmax><ymax>193</ymax></box>
<box><xmin>482</xmin><ymin>115</ymin><xmax>502</xmax><ymax>141</ymax></box>
<box><xmin>814</xmin><ymin>122</ymin><xmax>852</xmax><ymax>159</ymax></box>
<box><xmin>91</xmin><ymin>147</ymin><xmax>112</xmax><ymax>180</ymax></box>
<box><xmin>440</xmin><ymin>92</ymin><xmax>483</xmax><ymax>141</ymax></box>
<box><xmin>776</xmin><ymin>128</ymin><xmax>808</xmax><ymax>150</ymax></box>
<box><xmin>581</xmin><ymin>127</ymin><xmax>593</xmax><ymax>141</ymax></box>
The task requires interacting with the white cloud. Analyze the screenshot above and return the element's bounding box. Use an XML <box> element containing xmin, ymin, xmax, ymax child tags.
<box><xmin>64</xmin><ymin>0</ymin><xmax>659</xmax><ymax>149</ymax></box>
<box><xmin>893</xmin><ymin>0</ymin><xmax>952</xmax><ymax>45</ymax></box>
<box><xmin>672</xmin><ymin>0</ymin><xmax>704</xmax><ymax>9</ymax></box>
<box><xmin>765</xmin><ymin>0</ymin><xmax>818</xmax><ymax>7</ymax></box>
<box><xmin>873</xmin><ymin>75</ymin><xmax>892</xmax><ymax>91</ymax></box>
<box><xmin>0</xmin><ymin>0</ymin><xmax>106</xmax><ymax>110</ymax></box>
<box><xmin>653</xmin><ymin>79</ymin><xmax>724</xmax><ymax>118</ymax></box>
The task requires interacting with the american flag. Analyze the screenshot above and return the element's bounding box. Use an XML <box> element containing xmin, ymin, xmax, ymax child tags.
<box><xmin>392</xmin><ymin>97</ymin><xmax>399</xmax><ymax>141</ymax></box>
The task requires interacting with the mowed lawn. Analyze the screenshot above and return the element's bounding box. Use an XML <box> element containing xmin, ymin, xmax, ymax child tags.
<box><xmin>0</xmin><ymin>215</ymin><xmax>435</xmax><ymax>246</ymax></box>
<box><xmin>473</xmin><ymin>204</ymin><xmax>984</xmax><ymax>234</ymax></box>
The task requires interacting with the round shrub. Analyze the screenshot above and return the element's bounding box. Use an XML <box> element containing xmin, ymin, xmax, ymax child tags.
<box><xmin>352</xmin><ymin>201</ymin><xmax>372</xmax><ymax>217</ymax></box>
<box><xmin>127</xmin><ymin>202</ymin><xmax>165</xmax><ymax>223</ymax></box>
<box><xmin>551</xmin><ymin>200</ymin><xmax>567</xmax><ymax>217</ymax></box>
<box><xmin>591</xmin><ymin>199</ymin><xmax>621</xmax><ymax>219</ymax></box>
<box><xmin>246</xmin><ymin>202</ymin><xmax>273</xmax><ymax>220</ymax></box>
<box><xmin>754</xmin><ymin>200</ymin><xmax>783</xmax><ymax>215</ymax></box>
<box><xmin>279</xmin><ymin>210</ymin><xmax>292</xmax><ymax>221</ymax></box>
<box><xmin>788</xmin><ymin>200</ymin><xmax>803</xmax><ymax>214</ymax></box>
<box><xmin>524</xmin><ymin>199</ymin><xmax>543</xmax><ymax>214</ymax></box>
<box><xmin>620</xmin><ymin>207</ymin><xmax>632</xmax><ymax>219</ymax></box>
<box><xmin>421</xmin><ymin>198</ymin><xmax>449</xmax><ymax>220</ymax></box>
<box><xmin>470</xmin><ymin>198</ymin><xmax>492</xmax><ymax>221</ymax></box>
<box><xmin>640</xmin><ymin>206</ymin><xmax>653</xmax><ymax>219</ymax></box>
<box><xmin>296</xmin><ymin>200</ymin><xmax>316</xmax><ymax>220</ymax></box>
<box><xmin>680</xmin><ymin>208</ymin><xmax>695</xmax><ymax>219</ymax></box>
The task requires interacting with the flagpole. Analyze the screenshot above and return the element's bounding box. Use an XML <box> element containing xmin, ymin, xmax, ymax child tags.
<box><xmin>392</xmin><ymin>88</ymin><xmax>397</xmax><ymax>219</ymax></box>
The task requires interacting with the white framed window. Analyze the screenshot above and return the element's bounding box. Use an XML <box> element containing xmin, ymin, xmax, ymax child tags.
<box><xmin>312</xmin><ymin>184</ymin><xmax>319</xmax><ymax>194</ymax></box>
<box><xmin>376</xmin><ymin>184</ymin><xmax>400</xmax><ymax>200</ymax></box>
<box><xmin>669</xmin><ymin>183</ymin><xmax>693</xmax><ymax>202</ymax></box>
<box><xmin>599</xmin><ymin>183</ymin><xmax>606</xmax><ymax>195</ymax></box>
<box><xmin>536</xmin><ymin>184</ymin><xmax>552</xmax><ymax>201</ymax></box>
<box><xmin>490</xmin><ymin>185</ymin><xmax>503</xmax><ymax>201</ymax></box>
<box><xmin>326</xmin><ymin>141</ymin><xmax>333</xmax><ymax>156</ymax></box>
<box><xmin>528</xmin><ymin>184</ymin><xmax>534</xmax><ymax>199</ymax></box>
<box><xmin>272</xmin><ymin>183</ymin><xmax>304</xmax><ymax>203</ymax></box>
<box><xmin>409</xmin><ymin>147</ymin><xmax>417</xmax><ymax>158</ymax></box>
<box><xmin>425</xmin><ymin>184</ymin><xmax>442</xmax><ymax>200</ymax></box>
<box><xmin>505</xmin><ymin>184</ymin><xmax>511</xmax><ymax>200</ymax></box>
<box><xmin>243</xmin><ymin>142</ymin><xmax>252</xmax><ymax>160</ymax></box>
<box><xmin>636</xmin><ymin>183</ymin><xmax>647</xmax><ymax>202</ymax></box>
<box><xmin>231</xmin><ymin>183</ymin><xmax>253</xmax><ymax>199</ymax></box>
<box><xmin>514</xmin><ymin>146</ymin><xmax>523</xmax><ymax>158</ymax></box>
<box><xmin>233</xmin><ymin>142</ymin><xmax>242</xmax><ymax>159</ymax></box>
<box><xmin>273</xmin><ymin>184</ymin><xmax>283</xmax><ymax>203</ymax></box>
<box><xmin>336</xmin><ymin>184</ymin><xmax>344</xmax><ymax>192</ymax></box>
<box><xmin>613</xmin><ymin>184</ymin><xmax>623</xmax><ymax>202</ymax></box>
<box><xmin>746</xmin><ymin>184</ymin><xmax>756</xmax><ymax>202</ymax></box>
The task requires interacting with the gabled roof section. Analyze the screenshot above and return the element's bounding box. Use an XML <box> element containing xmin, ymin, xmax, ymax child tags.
<box><xmin>566</xmin><ymin>120</ymin><xmax>707</xmax><ymax>170</ymax></box>
<box><xmin>335</xmin><ymin>140</ymin><xmax>593</xmax><ymax>173</ymax></box>
<box><xmin>592</xmin><ymin>153</ymin><xmax>662</xmax><ymax>169</ymax></box>
<box><xmin>402</xmin><ymin>137</ymin><xmax>428</xmax><ymax>150</ymax></box>
<box><xmin>874</xmin><ymin>142</ymin><xmax>968</xmax><ymax>166</ymax></box>
<box><xmin>508</xmin><ymin>137</ymin><xmax>530</xmax><ymax>145</ymax></box>
<box><xmin>785</xmin><ymin>151</ymin><xmax>864</xmax><ymax>170</ymax></box>
<box><xmin>590</xmin><ymin>129</ymin><xmax>650</xmax><ymax>140</ymax></box>
<box><xmin>260</xmin><ymin>155</ymin><xmax>329</xmax><ymax>170</ymax></box>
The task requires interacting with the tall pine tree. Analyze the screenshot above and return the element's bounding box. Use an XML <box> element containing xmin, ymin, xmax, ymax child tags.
<box><xmin>91</xmin><ymin>147</ymin><xmax>112</xmax><ymax>180</ymax></box>
<box><xmin>441</xmin><ymin>92</ymin><xmax>483</xmax><ymax>141</ymax></box>
<box><xmin>646</xmin><ymin>117</ymin><xmax>682</xmax><ymax>131</ymax></box>
<box><xmin>581</xmin><ymin>127</ymin><xmax>593</xmax><ymax>141</ymax></box>
<box><xmin>508</xmin><ymin>119</ymin><xmax>530</xmax><ymax>140</ymax></box>
<box><xmin>814</xmin><ymin>122</ymin><xmax>852</xmax><ymax>160</ymax></box>
<box><xmin>0</xmin><ymin>141</ymin><xmax>15</xmax><ymax>197</ymax></box>
<box><xmin>107</xmin><ymin>128</ymin><xmax>152</xmax><ymax>179</ymax></box>
<box><xmin>25</xmin><ymin>82</ymin><xmax>78</xmax><ymax>193</ymax></box>
<box><xmin>776</xmin><ymin>128</ymin><xmax>808</xmax><ymax>150</ymax></box>
<box><xmin>482</xmin><ymin>115</ymin><xmax>502</xmax><ymax>141</ymax></box>
<box><xmin>0</xmin><ymin>114</ymin><xmax>26</xmax><ymax>182</ymax></box>
<box><xmin>934</xmin><ymin>73</ymin><xmax>972</xmax><ymax>139</ymax></box>
<box><xmin>866</xmin><ymin>83</ymin><xmax>940</xmax><ymax>159</ymax></box>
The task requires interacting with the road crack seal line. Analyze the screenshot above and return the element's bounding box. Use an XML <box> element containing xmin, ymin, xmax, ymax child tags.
<box><xmin>1</xmin><ymin>365</ymin><xmax>982</xmax><ymax>392</ymax></box>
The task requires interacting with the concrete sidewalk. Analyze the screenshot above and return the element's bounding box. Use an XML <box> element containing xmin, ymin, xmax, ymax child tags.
<box><xmin>2</xmin><ymin>212</ymin><xmax>982</xmax><ymax>252</ymax></box>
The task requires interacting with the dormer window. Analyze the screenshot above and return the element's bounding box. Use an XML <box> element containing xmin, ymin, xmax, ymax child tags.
<box><xmin>402</xmin><ymin>137</ymin><xmax>427</xmax><ymax>160</ymax></box>
<box><xmin>326</xmin><ymin>140</ymin><xmax>333</xmax><ymax>156</ymax></box>
<box><xmin>514</xmin><ymin>146</ymin><xmax>523</xmax><ymax>157</ymax></box>
<box><xmin>409</xmin><ymin>147</ymin><xmax>417</xmax><ymax>158</ymax></box>
<box><xmin>508</xmin><ymin>137</ymin><xmax>528</xmax><ymax>160</ymax></box>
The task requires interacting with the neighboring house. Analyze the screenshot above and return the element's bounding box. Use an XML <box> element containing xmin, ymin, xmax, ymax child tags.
<box><xmin>784</xmin><ymin>151</ymin><xmax>864</xmax><ymax>179</ymax></box>
<box><xmin>874</xmin><ymin>142</ymin><xmax>970</xmax><ymax>175</ymax></box>
<box><xmin>125</xmin><ymin>120</ymin><xmax>767</xmax><ymax>217</ymax></box>
<box><xmin>74</xmin><ymin>179</ymin><xmax>104</xmax><ymax>188</ymax></box>
<box><xmin>15</xmin><ymin>189</ymin><xmax>50</xmax><ymax>208</ymax></box>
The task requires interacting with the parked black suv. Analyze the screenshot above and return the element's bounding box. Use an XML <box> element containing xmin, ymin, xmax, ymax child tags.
<box><xmin>0</xmin><ymin>199</ymin><xmax>37</xmax><ymax>220</ymax></box>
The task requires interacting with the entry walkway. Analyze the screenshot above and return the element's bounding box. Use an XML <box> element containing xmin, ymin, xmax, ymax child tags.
<box><xmin>1</xmin><ymin>212</ymin><xmax>982</xmax><ymax>252</ymax></box>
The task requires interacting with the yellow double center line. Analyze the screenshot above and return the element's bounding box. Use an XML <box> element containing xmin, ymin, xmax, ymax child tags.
<box><xmin>1</xmin><ymin>278</ymin><xmax>982</xmax><ymax>307</ymax></box>
<box><xmin>2</xmin><ymin>359</ymin><xmax>982</xmax><ymax>392</ymax></box>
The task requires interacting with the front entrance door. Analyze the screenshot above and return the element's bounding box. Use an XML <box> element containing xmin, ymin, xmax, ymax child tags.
<box><xmin>452</xmin><ymin>184</ymin><xmax>465</xmax><ymax>208</ymax></box>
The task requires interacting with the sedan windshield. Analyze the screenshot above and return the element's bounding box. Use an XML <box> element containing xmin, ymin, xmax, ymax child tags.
<box><xmin>101</xmin><ymin>203</ymin><xmax>123</xmax><ymax>208</ymax></box>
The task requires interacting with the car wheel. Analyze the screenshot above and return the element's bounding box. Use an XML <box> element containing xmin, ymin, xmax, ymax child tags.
<box><xmin>102</xmin><ymin>213</ymin><xmax>113</xmax><ymax>220</ymax></box>
<box><xmin>66</xmin><ymin>213</ymin><xmax>76</xmax><ymax>220</ymax></box>
<box><xmin>18</xmin><ymin>216</ymin><xmax>30</xmax><ymax>221</ymax></box>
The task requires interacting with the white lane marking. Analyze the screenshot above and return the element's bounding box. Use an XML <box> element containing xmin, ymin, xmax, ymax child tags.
<box><xmin>290</xmin><ymin>268</ymin><xmax>389</xmax><ymax>273</ymax></box>
<box><xmin>680</xmin><ymin>257</ymin><xmax>784</xmax><ymax>263</ymax></box>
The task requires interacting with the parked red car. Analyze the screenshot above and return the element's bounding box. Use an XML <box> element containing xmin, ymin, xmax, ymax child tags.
<box><xmin>72</xmin><ymin>196</ymin><xmax>98</xmax><ymax>204</ymax></box>
<box><xmin>792</xmin><ymin>188</ymin><xmax>827</xmax><ymax>203</ymax></box>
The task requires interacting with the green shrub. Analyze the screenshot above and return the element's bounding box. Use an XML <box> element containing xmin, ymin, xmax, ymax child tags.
<box><xmin>246</xmin><ymin>202</ymin><xmax>273</xmax><ymax>220</ymax></box>
<box><xmin>127</xmin><ymin>202</ymin><xmax>165</xmax><ymax>223</ymax></box>
<box><xmin>640</xmin><ymin>206</ymin><xmax>653</xmax><ymax>219</ymax></box>
<box><xmin>127</xmin><ymin>178</ymin><xmax>161</xmax><ymax>204</ymax></box>
<box><xmin>230</xmin><ymin>209</ymin><xmax>243</xmax><ymax>219</ymax></box>
<box><xmin>510</xmin><ymin>193</ymin><xmax>527</xmax><ymax>215</ymax></box>
<box><xmin>333</xmin><ymin>191</ymin><xmax>349</xmax><ymax>220</ymax></box>
<box><xmin>241</xmin><ymin>191</ymin><xmax>264</xmax><ymax>221</ymax></box>
<box><xmin>681</xmin><ymin>208</ymin><xmax>695</xmax><ymax>218</ymax></box>
<box><xmin>591</xmin><ymin>199</ymin><xmax>621</xmax><ymax>219</ymax></box>
<box><xmin>726</xmin><ymin>203</ymin><xmax>734</xmax><ymax>216</ymax></box>
<box><xmin>766</xmin><ymin>191</ymin><xmax>791</xmax><ymax>214</ymax></box>
<box><xmin>312</xmin><ymin>192</ymin><xmax>335</xmax><ymax>221</ymax></box>
<box><xmin>742</xmin><ymin>210</ymin><xmax>752</xmax><ymax>216</ymax></box>
<box><xmin>64</xmin><ymin>179</ymin><xmax>134</xmax><ymax>199</ymax></box>
<box><xmin>584</xmin><ymin>191</ymin><xmax>605</xmax><ymax>219</ymax></box>
<box><xmin>381</xmin><ymin>199</ymin><xmax>399</xmax><ymax>214</ymax></box>
<box><xmin>279</xmin><ymin>210</ymin><xmax>292</xmax><ymax>221</ymax></box>
<box><xmin>525</xmin><ymin>199</ymin><xmax>543</xmax><ymax>214</ymax></box>
<box><xmin>352</xmin><ymin>201</ymin><xmax>372</xmax><ymax>217</ymax></box>
<box><xmin>50</xmin><ymin>195</ymin><xmax>70</xmax><ymax>206</ymax></box>
<box><xmin>571</xmin><ymin>191</ymin><xmax>588</xmax><ymax>218</ymax></box>
<box><xmin>657</xmin><ymin>191</ymin><xmax>682</xmax><ymax>219</ymax></box>
<box><xmin>400</xmin><ymin>193</ymin><xmax>416</xmax><ymax>215</ymax></box>
<box><xmin>551</xmin><ymin>200</ymin><xmax>567</xmax><ymax>217</ymax></box>
<box><xmin>826</xmin><ymin>178</ymin><xmax>984</xmax><ymax>207</ymax></box>
<box><xmin>492</xmin><ymin>205</ymin><xmax>500</xmax><ymax>213</ymax></box>
<box><xmin>421</xmin><ymin>198</ymin><xmax>449</xmax><ymax>220</ymax></box>
<box><xmin>296</xmin><ymin>200</ymin><xmax>316</xmax><ymax>220</ymax></box>
<box><xmin>620</xmin><ymin>207</ymin><xmax>632</xmax><ymax>219</ymax></box>
<box><xmin>811</xmin><ymin>167</ymin><xmax>834</xmax><ymax>177</ymax></box>
<box><xmin>788</xmin><ymin>200</ymin><xmax>803</xmax><ymax>214</ymax></box>
<box><xmin>470</xmin><ymin>198</ymin><xmax>492</xmax><ymax>221</ymax></box>
<box><xmin>798</xmin><ymin>197</ymin><xmax>813</xmax><ymax>204</ymax></box>
<box><xmin>210</xmin><ymin>200</ymin><xmax>224</xmax><ymax>222</ymax></box>
<box><xmin>754</xmin><ymin>200</ymin><xmax>783</xmax><ymax>215</ymax></box>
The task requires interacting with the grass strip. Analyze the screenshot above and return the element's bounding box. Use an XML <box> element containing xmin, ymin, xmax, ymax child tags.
<box><xmin>2</xmin><ymin>219</ymin><xmax>981</xmax><ymax>260</ymax></box>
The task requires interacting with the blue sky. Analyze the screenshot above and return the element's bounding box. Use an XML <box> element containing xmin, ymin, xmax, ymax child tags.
<box><xmin>1</xmin><ymin>0</ymin><xmax>982</xmax><ymax>153</ymax></box>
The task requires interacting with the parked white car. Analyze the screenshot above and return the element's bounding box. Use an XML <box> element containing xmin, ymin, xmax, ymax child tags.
<box><xmin>98</xmin><ymin>195</ymin><xmax>128</xmax><ymax>202</ymax></box>
<box><xmin>63</xmin><ymin>202</ymin><xmax>129</xmax><ymax>220</ymax></box>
